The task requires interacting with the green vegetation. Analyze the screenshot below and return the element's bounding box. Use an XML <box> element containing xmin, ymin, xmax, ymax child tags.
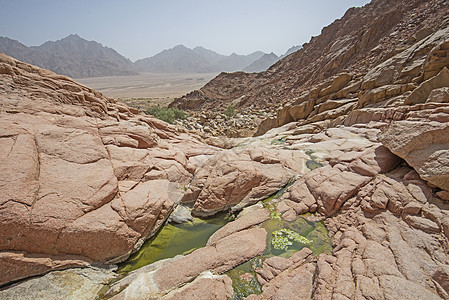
<box><xmin>306</xmin><ymin>160</ymin><xmax>324</xmax><ymax>170</ymax></box>
<box><xmin>225</xmin><ymin>104</ymin><xmax>236</xmax><ymax>117</ymax></box>
<box><xmin>146</xmin><ymin>105</ymin><xmax>187</xmax><ymax>124</ymax></box>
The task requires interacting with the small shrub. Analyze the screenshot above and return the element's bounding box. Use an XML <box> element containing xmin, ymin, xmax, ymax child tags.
<box><xmin>224</xmin><ymin>104</ymin><xmax>235</xmax><ymax>117</ymax></box>
<box><xmin>146</xmin><ymin>106</ymin><xmax>187</xmax><ymax>124</ymax></box>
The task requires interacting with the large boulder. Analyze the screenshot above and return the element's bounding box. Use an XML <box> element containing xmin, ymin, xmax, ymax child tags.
<box><xmin>186</xmin><ymin>149</ymin><xmax>297</xmax><ymax>217</ymax></box>
<box><xmin>379</xmin><ymin>110</ymin><xmax>449</xmax><ymax>192</ymax></box>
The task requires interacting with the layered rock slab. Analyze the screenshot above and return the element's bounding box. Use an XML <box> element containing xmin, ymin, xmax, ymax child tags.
<box><xmin>0</xmin><ymin>267</ymin><xmax>117</xmax><ymax>300</ymax></box>
<box><xmin>0</xmin><ymin>53</ymin><xmax>218</xmax><ymax>285</ymax></box>
<box><xmin>379</xmin><ymin>114</ymin><xmax>449</xmax><ymax>192</ymax></box>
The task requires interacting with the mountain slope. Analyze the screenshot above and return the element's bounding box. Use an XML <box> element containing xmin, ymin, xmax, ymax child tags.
<box><xmin>0</xmin><ymin>34</ymin><xmax>136</xmax><ymax>78</ymax></box>
<box><xmin>171</xmin><ymin>0</ymin><xmax>448</xmax><ymax>112</ymax></box>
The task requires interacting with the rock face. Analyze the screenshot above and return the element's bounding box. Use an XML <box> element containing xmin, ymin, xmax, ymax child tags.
<box><xmin>0</xmin><ymin>52</ymin><xmax>218</xmax><ymax>285</ymax></box>
<box><xmin>378</xmin><ymin>70</ymin><xmax>449</xmax><ymax>192</ymax></box>
<box><xmin>184</xmin><ymin>149</ymin><xmax>298</xmax><ymax>217</ymax></box>
<box><xmin>247</xmin><ymin>248</ymin><xmax>316</xmax><ymax>300</ymax></box>
<box><xmin>105</xmin><ymin>121</ymin><xmax>448</xmax><ymax>300</ymax></box>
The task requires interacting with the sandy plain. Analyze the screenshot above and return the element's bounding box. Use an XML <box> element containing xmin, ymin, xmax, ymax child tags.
<box><xmin>78</xmin><ymin>72</ymin><xmax>219</xmax><ymax>107</ymax></box>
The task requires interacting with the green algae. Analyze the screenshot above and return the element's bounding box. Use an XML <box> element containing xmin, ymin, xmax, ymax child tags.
<box><xmin>271</xmin><ymin>228</ymin><xmax>312</xmax><ymax>250</ymax></box>
<box><xmin>227</xmin><ymin>212</ymin><xmax>332</xmax><ymax>299</ymax></box>
<box><xmin>118</xmin><ymin>213</ymin><xmax>231</xmax><ymax>274</ymax></box>
<box><xmin>226</xmin><ymin>257</ymin><xmax>263</xmax><ymax>299</ymax></box>
<box><xmin>228</xmin><ymin>181</ymin><xmax>332</xmax><ymax>299</ymax></box>
<box><xmin>271</xmin><ymin>137</ymin><xmax>287</xmax><ymax>145</ymax></box>
<box><xmin>116</xmin><ymin>179</ymin><xmax>332</xmax><ymax>300</ymax></box>
<box><xmin>306</xmin><ymin>159</ymin><xmax>324</xmax><ymax>170</ymax></box>
<box><xmin>305</xmin><ymin>149</ymin><xmax>324</xmax><ymax>170</ymax></box>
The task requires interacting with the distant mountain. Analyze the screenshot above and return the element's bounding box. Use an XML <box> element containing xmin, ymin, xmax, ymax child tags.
<box><xmin>242</xmin><ymin>46</ymin><xmax>302</xmax><ymax>73</ymax></box>
<box><xmin>0</xmin><ymin>34</ymin><xmax>137</xmax><ymax>78</ymax></box>
<box><xmin>280</xmin><ymin>45</ymin><xmax>301</xmax><ymax>59</ymax></box>
<box><xmin>134</xmin><ymin>45</ymin><xmax>265</xmax><ymax>73</ymax></box>
<box><xmin>244</xmin><ymin>52</ymin><xmax>279</xmax><ymax>73</ymax></box>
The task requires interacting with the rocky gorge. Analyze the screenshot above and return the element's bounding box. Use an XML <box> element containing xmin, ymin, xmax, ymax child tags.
<box><xmin>1</xmin><ymin>0</ymin><xmax>449</xmax><ymax>299</ymax></box>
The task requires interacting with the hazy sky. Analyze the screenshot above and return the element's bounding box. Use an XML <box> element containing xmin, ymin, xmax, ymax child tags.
<box><xmin>0</xmin><ymin>0</ymin><xmax>370</xmax><ymax>61</ymax></box>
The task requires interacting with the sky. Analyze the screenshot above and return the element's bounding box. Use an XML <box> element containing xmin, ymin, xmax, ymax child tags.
<box><xmin>0</xmin><ymin>0</ymin><xmax>371</xmax><ymax>62</ymax></box>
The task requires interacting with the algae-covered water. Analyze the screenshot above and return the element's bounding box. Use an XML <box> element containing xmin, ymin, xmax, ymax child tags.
<box><xmin>118</xmin><ymin>213</ymin><xmax>231</xmax><ymax>273</ymax></box>
<box><xmin>117</xmin><ymin>184</ymin><xmax>332</xmax><ymax>300</ymax></box>
<box><xmin>226</xmin><ymin>211</ymin><xmax>332</xmax><ymax>300</ymax></box>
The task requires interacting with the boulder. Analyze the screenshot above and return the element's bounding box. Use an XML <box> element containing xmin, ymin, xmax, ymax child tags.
<box><xmin>379</xmin><ymin>119</ymin><xmax>449</xmax><ymax>191</ymax></box>
<box><xmin>187</xmin><ymin>149</ymin><xmax>295</xmax><ymax>217</ymax></box>
<box><xmin>406</xmin><ymin>67</ymin><xmax>449</xmax><ymax>105</ymax></box>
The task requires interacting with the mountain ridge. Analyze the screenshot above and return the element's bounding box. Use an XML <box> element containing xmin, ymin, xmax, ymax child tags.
<box><xmin>0</xmin><ymin>34</ymin><xmax>137</xmax><ymax>78</ymax></box>
<box><xmin>133</xmin><ymin>44</ymin><xmax>266</xmax><ymax>73</ymax></box>
<box><xmin>0</xmin><ymin>35</ymin><xmax>291</xmax><ymax>77</ymax></box>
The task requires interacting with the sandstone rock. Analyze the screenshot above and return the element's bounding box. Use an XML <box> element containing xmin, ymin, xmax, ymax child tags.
<box><xmin>313</xmin><ymin>165</ymin><xmax>449</xmax><ymax>300</ymax></box>
<box><xmin>379</xmin><ymin>275</ymin><xmax>442</xmax><ymax>300</ymax></box>
<box><xmin>253</xmin><ymin>248</ymin><xmax>316</xmax><ymax>300</ymax></box>
<box><xmin>427</xmin><ymin>87</ymin><xmax>449</xmax><ymax>103</ymax></box>
<box><xmin>406</xmin><ymin>67</ymin><xmax>449</xmax><ymax>105</ymax></box>
<box><xmin>160</xmin><ymin>271</ymin><xmax>234</xmax><ymax>300</ymax></box>
<box><xmin>305</xmin><ymin>165</ymin><xmax>371</xmax><ymax>216</ymax></box>
<box><xmin>0</xmin><ymin>53</ymin><xmax>216</xmax><ymax>285</ymax></box>
<box><xmin>319</xmin><ymin>73</ymin><xmax>352</xmax><ymax>97</ymax></box>
<box><xmin>0</xmin><ymin>267</ymin><xmax>117</xmax><ymax>300</ymax></box>
<box><xmin>0</xmin><ymin>252</ymin><xmax>90</xmax><ymax>287</ymax></box>
<box><xmin>207</xmin><ymin>208</ymin><xmax>270</xmax><ymax>245</ymax></box>
<box><xmin>187</xmin><ymin>150</ymin><xmax>295</xmax><ymax>217</ymax></box>
<box><xmin>379</xmin><ymin>119</ymin><xmax>449</xmax><ymax>191</ymax></box>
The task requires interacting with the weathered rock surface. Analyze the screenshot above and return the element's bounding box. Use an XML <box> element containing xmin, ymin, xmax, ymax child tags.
<box><xmin>185</xmin><ymin>146</ymin><xmax>311</xmax><ymax>216</ymax></box>
<box><xmin>312</xmin><ymin>166</ymin><xmax>449</xmax><ymax>300</ymax></box>
<box><xmin>0</xmin><ymin>53</ymin><xmax>218</xmax><ymax>285</ymax></box>
<box><xmin>160</xmin><ymin>271</ymin><xmax>234</xmax><ymax>300</ymax></box>
<box><xmin>247</xmin><ymin>248</ymin><xmax>316</xmax><ymax>300</ymax></box>
<box><xmin>379</xmin><ymin>112</ymin><xmax>449</xmax><ymax>192</ymax></box>
<box><xmin>105</xmin><ymin>121</ymin><xmax>448</xmax><ymax>299</ymax></box>
<box><xmin>0</xmin><ymin>267</ymin><xmax>117</xmax><ymax>300</ymax></box>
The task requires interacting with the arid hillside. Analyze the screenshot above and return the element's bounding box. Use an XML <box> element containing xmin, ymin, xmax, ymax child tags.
<box><xmin>170</xmin><ymin>0</ymin><xmax>449</xmax><ymax>137</ymax></box>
